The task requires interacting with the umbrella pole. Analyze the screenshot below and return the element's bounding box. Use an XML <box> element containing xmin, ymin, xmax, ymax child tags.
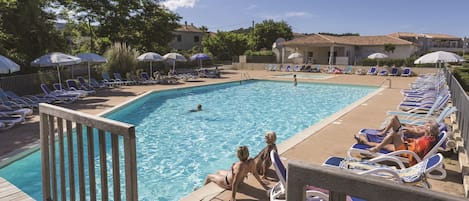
<box><xmin>150</xmin><ymin>61</ymin><xmax>153</xmax><ymax>79</ymax></box>
<box><xmin>57</xmin><ymin>65</ymin><xmax>62</xmax><ymax>90</ymax></box>
<box><xmin>172</xmin><ymin>61</ymin><xmax>176</xmax><ymax>74</ymax></box>
<box><xmin>88</xmin><ymin>62</ymin><xmax>91</xmax><ymax>84</ymax></box>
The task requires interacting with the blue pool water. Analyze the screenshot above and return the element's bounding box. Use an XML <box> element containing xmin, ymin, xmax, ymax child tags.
<box><xmin>0</xmin><ymin>80</ymin><xmax>377</xmax><ymax>201</ymax></box>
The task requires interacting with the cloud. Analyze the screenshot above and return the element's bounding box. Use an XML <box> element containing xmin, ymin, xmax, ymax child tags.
<box><xmin>285</xmin><ymin>12</ymin><xmax>309</xmax><ymax>18</ymax></box>
<box><xmin>161</xmin><ymin>0</ymin><xmax>197</xmax><ymax>11</ymax></box>
<box><xmin>245</xmin><ymin>4</ymin><xmax>257</xmax><ymax>10</ymax></box>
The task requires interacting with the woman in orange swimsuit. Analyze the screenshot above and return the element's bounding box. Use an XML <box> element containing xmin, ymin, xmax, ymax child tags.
<box><xmin>203</xmin><ymin>146</ymin><xmax>268</xmax><ymax>200</ymax></box>
<box><xmin>357</xmin><ymin>118</ymin><xmax>440</xmax><ymax>165</ymax></box>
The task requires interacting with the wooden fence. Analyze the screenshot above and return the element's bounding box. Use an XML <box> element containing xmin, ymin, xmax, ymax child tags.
<box><xmin>40</xmin><ymin>103</ymin><xmax>137</xmax><ymax>201</ymax></box>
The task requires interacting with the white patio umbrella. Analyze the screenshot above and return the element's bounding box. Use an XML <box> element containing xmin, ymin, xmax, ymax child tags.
<box><xmin>368</xmin><ymin>53</ymin><xmax>388</xmax><ymax>66</ymax></box>
<box><xmin>76</xmin><ymin>53</ymin><xmax>107</xmax><ymax>84</ymax></box>
<box><xmin>414</xmin><ymin>51</ymin><xmax>464</xmax><ymax>95</ymax></box>
<box><xmin>137</xmin><ymin>52</ymin><xmax>164</xmax><ymax>78</ymax></box>
<box><xmin>31</xmin><ymin>52</ymin><xmax>82</xmax><ymax>90</ymax></box>
<box><xmin>414</xmin><ymin>51</ymin><xmax>465</xmax><ymax>64</ymax></box>
<box><xmin>288</xmin><ymin>52</ymin><xmax>303</xmax><ymax>64</ymax></box>
<box><xmin>0</xmin><ymin>55</ymin><xmax>20</xmax><ymax>74</ymax></box>
<box><xmin>163</xmin><ymin>53</ymin><xmax>187</xmax><ymax>73</ymax></box>
<box><xmin>287</xmin><ymin>52</ymin><xmax>303</xmax><ymax>59</ymax></box>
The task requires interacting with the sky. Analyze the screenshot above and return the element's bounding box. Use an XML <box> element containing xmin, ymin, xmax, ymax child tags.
<box><xmin>161</xmin><ymin>0</ymin><xmax>469</xmax><ymax>37</ymax></box>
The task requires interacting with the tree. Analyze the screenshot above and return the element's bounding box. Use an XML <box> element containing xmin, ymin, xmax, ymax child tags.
<box><xmin>199</xmin><ymin>25</ymin><xmax>208</xmax><ymax>33</ymax></box>
<box><xmin>60</xmin><ymin>0</ymin><xmax>181</xmax><ymax>53</ymax></box>
<box><xmin>251</xmin><ymin>20</ymin><xmax>293</xmax><ymax>50</ymax></box>
<box><xmin>202</xmin><ymin>31</ymin><xmax>249</xmax><ymax>60</ymax></box>
<box><xmin>0</xmin><ymin>0</ymin><xmax>16</xmax><ymax>55</ymax></box>
<box><xmin>131</xmin><ymin>1</ymin><xmax>181</xmax><ymax>53</ymax></box>
<box><xmin>384</xmin><ymin>43</ymin><xmax>396</xmax><ymax>53</ymax></box>
<box><xmin>1</xmin><ymin>0</ymin><xmax>66</xmax><ymax>72</ymax></box>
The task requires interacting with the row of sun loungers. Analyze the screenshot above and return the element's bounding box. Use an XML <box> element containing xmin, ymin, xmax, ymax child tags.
<box><xmin>0</xmin><ymin>68</ymin><xmax>221</xmax><ymax>130</ymax></box>
<box><xmin>101</xmin><ymin>71</ymin><xmax>204</xmax><ymax>86</ymax></box>
<box><xmin>0</xmin><ymin>88</ymin><xmax>38</xmax><ymax>130</ymax></box>
<box><xmin>268</xmin><ymin>71</ymin><xmax>454</xmax><ymax>200</ymax></box>
<box><xmin>266</xmin><ymin>64</ymin><xmax>413</xmax><ymax>76</ymax></box>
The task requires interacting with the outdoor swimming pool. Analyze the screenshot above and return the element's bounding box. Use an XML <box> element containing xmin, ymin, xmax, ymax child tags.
<box><xmin>0</xmin><ymin>80</ymin><xmax>377</xmax><ymax>200</ymax></box>
<box><xmin>273</xmin><ymin>74</ymin><xmax>334</xmax><ymax>79</ymax></box>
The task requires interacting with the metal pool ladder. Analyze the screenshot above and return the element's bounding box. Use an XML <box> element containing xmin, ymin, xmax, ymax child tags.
<box><xmin>240</xmin><ymin>72</ymin><xmax>251</xmax><ymax>82</ymax></box>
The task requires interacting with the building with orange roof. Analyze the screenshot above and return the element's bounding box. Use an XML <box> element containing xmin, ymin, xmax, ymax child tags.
<box><xmin>275</xmin><ymin>32</ymin><xmax>467</xmax><ymax>65</ymax></box>
<box><xmin>389</xmin><ymin>32</ymin><xmax>466</xmax><ymax>54</ymax></box>
<box><xmin>277</xmin><ymin>33</ymin><xmax>417</xmax><ymax>65</ymax></box>
<box><xmin>168</xmin><ymin>21</ymin><xmax>206</xmax><ymax>51</ymax></box>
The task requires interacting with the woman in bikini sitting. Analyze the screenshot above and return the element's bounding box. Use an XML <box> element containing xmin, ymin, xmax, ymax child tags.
<box><xmin>254</xmin><ymin>131</ymin><xmax>278</xmax><ymax>180</ymax></box>
<box><xmin>203</xmin><ymin>146</ymin><xmax>268</xmax><ymax>201</ymax></box>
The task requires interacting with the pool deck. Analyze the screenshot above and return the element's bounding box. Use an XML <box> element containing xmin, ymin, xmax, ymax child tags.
<box><xmin>0</xmin><ymin>177</ymin><xmax>34</xmax><ymax>201</ymax></box>
<box><xmin>0</xmin><ymin>68</ymin><xmax>464</xmax><ymax>200</ymax></box>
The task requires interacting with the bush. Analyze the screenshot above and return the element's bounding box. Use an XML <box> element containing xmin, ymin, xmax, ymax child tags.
<box><xmin>103</xmin><ymin>42</ymin><xmax>139</xmax><ymax>75</ymax></box>
<box><xmin>359</xmin><ymin>56</ymin><xmax>419</xmax><ymax>67</ymax></box>
<box><xmin>452</xmin><ymin>67</ymin><xmax>469</xmax><ymax>91</ymax></box>
<box><xmin>244</xmin><ymin>50</ymin><xmax>273</xmax><ymax>56</ymax></box>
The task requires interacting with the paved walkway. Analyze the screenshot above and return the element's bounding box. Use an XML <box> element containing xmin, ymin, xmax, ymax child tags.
<box><xmin>0</xmin><ymin>68</ymin><xmax>464</xmax><ymax>200</ymax></box>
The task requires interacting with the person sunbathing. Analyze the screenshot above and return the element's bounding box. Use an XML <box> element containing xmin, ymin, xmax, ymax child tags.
<box><xmin>375</xmin><ymin>115</ymin><xmax>434</xmax><ymax>137</ymax></box>
<box><xmin>355</xmin><ymin>117</ymin><xmax>440</xmax><ymax>165</ymax></box>
<box><xmin>203</xmin><ymin>146</ymin><xmax>268</xmax><ymax>201</ymax></box>
<box><xmin>254</xmin><ymin>131</ymin><xmax>278</xmax><ymax>179</ymax></box>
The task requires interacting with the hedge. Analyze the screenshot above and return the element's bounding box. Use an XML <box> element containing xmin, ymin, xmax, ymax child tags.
<box><xmin>452</xmin><ymin>67</ymin><xmax>469</xmax><ymax>92</ymax></box>
<box><xmin>359</xmin><ymin>56</ymin><xmax>419</xmax><ymax>67</ymax></box>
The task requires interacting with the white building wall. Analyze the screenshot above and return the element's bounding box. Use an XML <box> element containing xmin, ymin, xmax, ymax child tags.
<box><xmin>358</xmin><ymin>45</ymin><xmax>417</xmax><ymax>59</ymax></box>
<box><xmin>168</xmin><ymin>32</ymin><xmax>205</xmax><ymax>50</ymax></box>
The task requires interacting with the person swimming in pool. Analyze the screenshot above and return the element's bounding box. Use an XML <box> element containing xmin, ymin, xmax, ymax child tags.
<box><xmin>293</xmin><ymin>74</ymin><xmax>297</xmax><ymax>86</ymax></box>
<box><xmin>203</xmin><ymin>146</ymin><xmax>268</xmax><ymax>201</ymax></box>
<box><xmin>189</xmin><ymin>104</ymin><xmax>202</xmax><ymax>112</ymax></box>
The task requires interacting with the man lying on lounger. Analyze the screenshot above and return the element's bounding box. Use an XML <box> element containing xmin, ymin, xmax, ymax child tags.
<box><xmin>354</xmin><ymin>116</ymin><xmax>440</xmax><ymax>165</ymax></box>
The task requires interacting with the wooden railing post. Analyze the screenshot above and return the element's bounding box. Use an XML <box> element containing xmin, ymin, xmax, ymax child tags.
<box><xmin>40</xmin><ymin>112</ymin><xmax>51</xmax><ymax>201</ymax></box>
<box><xmin>39</xmin><ymin>103</ymin><xmax>137</xmax><ymax>201</ymax></box>
<box><xmin>124</xmin><ymin>129</ymin><xmax>138</xmax><ymax>201</ymax></box>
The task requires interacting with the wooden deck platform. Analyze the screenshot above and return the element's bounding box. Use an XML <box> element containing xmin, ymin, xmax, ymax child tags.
<box><xmin>0</xmin><ymin>177</ymin><xmax>34</xmax><ymax>201</ymax></box>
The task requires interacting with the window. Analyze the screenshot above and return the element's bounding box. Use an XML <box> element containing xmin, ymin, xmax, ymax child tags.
<box><xmin>176</xmin><ymin>35</ymin><xmax>182</xmax><ymax>42</ymax></box>
<box><xmin>194</xmin><ymin>36</ymin><xmax>200</xmax><ymax>42</ymax></box>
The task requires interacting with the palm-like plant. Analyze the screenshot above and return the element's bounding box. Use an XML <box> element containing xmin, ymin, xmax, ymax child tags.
<box><xmin>103</xmin><ymin>42</ymin><xmax>139</xmax><ymax>75</ymax></box>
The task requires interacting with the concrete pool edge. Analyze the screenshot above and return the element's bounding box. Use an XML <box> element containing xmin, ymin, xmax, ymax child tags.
<box><xmin>181</xmin><ymin>86</ymin><xmax>384</xmax><ymax>201</ymax></box>
<box><xmin>0</xmin><ymin>81</ymin><xmax>251</xmax><ymax>169</ymax></box>
<box><xmin>0</xmin><ymin>79</ymin><xmax>383</xmax><ymax>199</ymax></box>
